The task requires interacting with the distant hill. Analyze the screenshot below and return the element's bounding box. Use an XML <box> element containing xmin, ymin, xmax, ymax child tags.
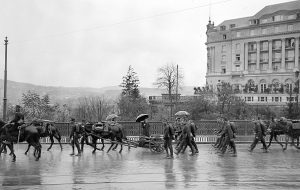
<box><xmin>0</xmin><ymin>79</ymin><xmax>195</xmax><ymax>105</ymax></box>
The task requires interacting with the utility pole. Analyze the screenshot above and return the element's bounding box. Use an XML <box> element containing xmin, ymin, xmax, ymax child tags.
<box><xmin>3</xmin><ymin>37</ymin><xmax>8</xmax><ymax>121</ymax></box>
<box><xmin>175</xmin><ymin>64</ymin><xmax>179</xmax><ymax>110</ymax></box>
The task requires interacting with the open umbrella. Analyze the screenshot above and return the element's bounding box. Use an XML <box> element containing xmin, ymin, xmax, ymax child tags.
<box><xmin>136</xmin><ymin>114</ymin><xmax>149</xmax><ymax>122</ymax></box>
<box><xmin>175</xmin><ymin>111</ymin><xmax>190</xmax><ymax>117</ymax></box>
<box><xmin>106</xmin><ymin>114</ymin><xmax>119</xmax><ymax>121</ymax></box>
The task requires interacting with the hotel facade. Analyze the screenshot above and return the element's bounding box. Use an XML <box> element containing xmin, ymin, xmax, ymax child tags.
<box><xmin>206</xmin><ymin>1</ymin><xmax>300</xmax><ymax>105</ymax></box>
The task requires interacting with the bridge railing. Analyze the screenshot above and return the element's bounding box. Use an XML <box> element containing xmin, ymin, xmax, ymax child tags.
<box><xmin>53</xmin><ymin>120</ymin><xmax>256</xmax><ymax>137</ymax></box>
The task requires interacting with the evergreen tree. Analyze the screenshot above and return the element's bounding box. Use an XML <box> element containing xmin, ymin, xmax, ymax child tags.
<box><xmin>120</xmin><ymin>65</ymin><xmax>140</xmax><ymax>99</ymax></box>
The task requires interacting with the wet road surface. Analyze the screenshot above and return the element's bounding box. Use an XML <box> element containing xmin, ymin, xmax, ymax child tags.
<box><xmin>1</xmin><ymin>143</ymin><xmax>300</xmax><ymax>189</ymax></box>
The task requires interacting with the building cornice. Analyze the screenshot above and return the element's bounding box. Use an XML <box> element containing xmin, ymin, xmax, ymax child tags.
<box><xmin>206</xmin><ymin>72</ymin><xmax>293</xmax><ymax>78</ymax></box>
<box><xmin>206</xmin><ymin>30</ymin><xmax>300</xmax><ymax>45</ymax></box>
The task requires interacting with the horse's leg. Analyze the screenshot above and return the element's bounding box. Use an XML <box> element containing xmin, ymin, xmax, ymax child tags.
<box><xmin>273</xmin><ymin>135</ymin><xmax>284</xmax><ymax>148</ymax></box>
<box><xmin>54</xmin><ymin>130</ymin><xmax>63</xmax><ymax>151</ymax></box>
<box><xmin>2</xmin><ymin>143</ymin><xmax>7</xmax><ymax>154</ymax></box>
<box><xmin>100</xmin><ymin>139</ymin><xmax>105</xmax><ymax>151</ymax></box>
<box><xmin>7</xmin><ymin>143</ymin><xmax>16</xmax><ymax>162</ymax></box>
<box><xmin>25</xmin><ymin>144</ymin><xmax>31</xmax><ymax>155</ymax></box>
<box><xmin>91</xmin><ymin>137</ymin><xmax>97</xmax><ymax>154</ymax></box>
<box><xmin>297</xmin><ymin>137</ymin><xmax>299</xmax><ymax>147</ymax></box>
<box><xmin>112</xmin><ymin>143</ymin><xmax>118</xmax><ymax>151</ymax></box>
<box><xmin>267</xmin><ymin>133</ymin><xmax>273</xmax><ymax>148</ymax></box>
<box><xmin>0</xmin><ymin>143</ymin><xmax>4</xmax><ymax>156</ymax></box>
<box><xmin>37</xmin><ymin>142</ymin><xmax>42</xmax><ymax>161</ymax></box>
<box><xmin>47</xmin><ymin>136</ymin><xmax>54</xmax><ymax>151</ymax></box>
<box><xmin>107</xmin><ymin>139</ymin><xmax>115</xmax><ymax>153</ymax></box>
<box><xmin>80</xmin><ymin>135</ymin><xmax>87</xmax><ymax>152</ymax></box>
<box><xmin>283</xmin><ymin>135</ymin><xmax>289</xmax><ymax>151</ymax></box>
<box><xmin>119</xmin><ymin>138</ymin><xmax>123</xmax><ymax>154</ymax></box>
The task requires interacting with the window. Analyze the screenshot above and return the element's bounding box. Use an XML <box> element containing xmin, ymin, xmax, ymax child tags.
<box><xmin>261</xmin><ymin>19</ymin><xmax>268</xmax><ymax>24</ymax></box>
<box><xmin>262</xmin><ymin>28</ymin><xmax>268</xmax><ymax>35</ymax></box>
<box><xmin>223</xmin><ymin>34</ymin><xmax>227</xmax><ymax>39</ymax></box>
<box><xmin>250</xmin><ymin>19</ymin><xmax>259</xmax><ymax>25</ymax></box>
<box><xmin>286</xmin><ymin>38</ymin><xmax>295</xmax><ymax>48</ymax></box>
<box><xmin>273</xmin><ymin>40</ymin><xmax>281</xmax><ymax>49</ymax></box>
<box><xmin>260</xmin><ymin>83</ymin><xmax>267</xmax><ymax>93</ymax></box>
<box><xmin>273</xmin><ymin>52</ymin><xmax>282</xmax><ymax>62</ymax></box>
<box><xmin>261</xmin><ymin>41</ymin><xmax>268</xmax><ymax>51</ymax></box>
<box><xmin>235</xmin><ymin>65</ymin><xmax>240</xmax><ymax>71</ymax></box>
<box><xmin>221</xmin><ymin>67</ymin><xmax>226</xmax><ymax>74</ymax></box>
<box><xmin>250</xmin><ymin>29</ymin><xmax>255</xmax><ymax>36</ymax></box>
<box><xmin>259</xmin><ymin>97</ymin><xmax>267</xmax><ymax>102</ymax></box>
<box><xmin>246</xmin><ymin>97</ymin><xmax>253</xmax><ymax>102</ymax></box>
<box><xmin>286</xmin><ymin>62</ymin><xmax>294</xmax><ymax>70</ymax></box>
<box><xmin>230</xmin><ymin>24</ymin><xmax>236</xmax><ymax>28</ymax></box>
<box><xmin>220</xmin><ymin>25</ymin><xmax>226</xmax><ymax>31</ymax></box>
<box><xmin>236</xmin><ymin>54</ymin><xmax>240</xmax><ymax>61</ymax></box>
<box><xmin>221</xmin><ymin>55</ymin><xmax>226</xmax><ymax>62</ymax></box>
<box><xmin>274</xmin><ymin>26</ymin><xmax>280</xmax><ymax>33</ymax></box>
<box><xmin>286</xmin><ymin>50</ymin><xmax>295</xmax><ymax>61</ymax></box>
<box><xmin>272</xmin><ymin>15</ymin><xmax>282</xmax><ymax>22</ymax></box>
<box><xmin>249</xmin><ymin>64</ymin><xmax>256</xmax><ymax>71</ymax></box>
<box><xmin>287</xmin><ymin>14</ymin><xmax>296</xmax><ymax>20</ymax></box>
<box><xmin>288</xmin><ymin>24</ymin><xmax>294</xmax><ymax>31</ymax></box>
<box><xmin>260</xmin><ymin>53</ymin><xmax>268</xmax><ymax>63</ymax></box>
<box><xmin>236</xmin><ymin>31</ymin><xmax>241</xmax><ymax>37</ymax></box>
<box><xmin>236</xmin><ymin>43</ymin><xmax>240</xmax><ymax>50</ymax></box>
<box><xmin>273</xmin><ymin>97</ymin><xmax>282</xmax><ymax>102</ymax></box>
<box><xmin>249</xmin><ymin>42</ymin><xmax>257</xmax><ymax>51</ymax></box>
<box><xmin>222</xmin><ymin>45</ymin><xmax>226</xmax><ymax>52</ymax></box>
<box><xmin>286</xmin><ymin>83</ymin><xmax>293</xmax><ymax>93</ymax></box>
<box><xmin>249</xmin><ymin>53</ymin><xmax>257</xmax><ymax>63</ymax></box>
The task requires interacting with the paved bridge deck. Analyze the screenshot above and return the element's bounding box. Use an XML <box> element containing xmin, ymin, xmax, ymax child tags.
<box><xmin>1</xmin><ymin>143</ymin><xmax>300</xmax><ymax>189</ymax></box>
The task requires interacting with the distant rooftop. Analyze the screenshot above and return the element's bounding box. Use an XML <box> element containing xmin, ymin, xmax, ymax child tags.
<box><xmin>217</xmin><ymin>0</ymin><xmax>300</xmax><ymax>28</ymax></box>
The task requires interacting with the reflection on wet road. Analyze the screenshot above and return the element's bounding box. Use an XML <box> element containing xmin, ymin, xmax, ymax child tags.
<box><xmin>1</xmin><ymin>144</ymin><xmax>300</xmax><ymax>189</ymax></box>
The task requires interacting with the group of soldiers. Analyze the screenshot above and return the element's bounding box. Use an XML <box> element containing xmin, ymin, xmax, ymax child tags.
<box><xmin>3</xmin><ymin>105</ymin><xmax>296</xmax><ymax>159</ymax></box>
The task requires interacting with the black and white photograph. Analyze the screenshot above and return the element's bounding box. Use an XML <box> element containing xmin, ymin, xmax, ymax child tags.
<box><xmin>0</xmin><ymin>0</ymin><xmax>300</xmax><ymax>189</ymax></box>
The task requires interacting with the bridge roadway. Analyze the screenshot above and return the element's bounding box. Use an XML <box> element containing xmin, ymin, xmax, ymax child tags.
<box><xmin>1</xmin><ymin>143</ymin><xmax>300</xmax><ymax>189</ymax></box>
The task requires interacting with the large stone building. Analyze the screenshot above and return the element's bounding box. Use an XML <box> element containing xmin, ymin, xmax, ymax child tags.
<box><xmin>206</xmin><ymin>1</ymin><xmax>300</xmax><ymax>105</ymax></box>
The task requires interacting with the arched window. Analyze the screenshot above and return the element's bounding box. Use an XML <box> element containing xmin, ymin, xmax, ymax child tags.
<box><xmin>260</xmin><ymin>79</ymin><xmax>267</xmax><ymax>93</ymax></box>
<box><xmin>272</xmin><ymin>79</ymin><xmax>281</xmax><ymax>93</ymax></box>
<box><xmin>285</xmin><ymin>78</ymin><xmax>293</xmax><ymax>93</ymax></box>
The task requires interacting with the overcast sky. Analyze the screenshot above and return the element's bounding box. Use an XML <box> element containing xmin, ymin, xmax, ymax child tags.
<box><xmin>0</xmin><ymin>0</ymin><xmax>294</xmax><ymax>88</ymax></box>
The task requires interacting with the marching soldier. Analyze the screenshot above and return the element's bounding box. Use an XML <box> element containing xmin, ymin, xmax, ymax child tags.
<box><xmin>163</xmin><ymin>120</ymin><xmax>175</xmax><ymax>159</ymax></box>
<box><xmin>249</xmin><ymin>117</ymin><xmax>268</xmax><ymax>153</ymax></box>
<box><xmin>220</xmin><ymin>118</ymin><xmax>237</xmax><ymax>155</ymax></box>
<box><xmin>175</xmin><ymin>116</ymin><xmax>196</xmax><ymax>156</ymax></box>
<box><xmin>69</xmin><ymin>118</ymin><xmax>82</xmax><ymax>156</ymax></box>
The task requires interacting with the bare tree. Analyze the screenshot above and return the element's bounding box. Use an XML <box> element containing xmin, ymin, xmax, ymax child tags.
<box><xmin>154</xmin><ymin>63</ymin><xmax>184</xmax><ymax>118</ymax></box>
<box><xmin>72</xmin><ymin>96</ymin><xmax>113</xmax><ymax>122</ymax></box>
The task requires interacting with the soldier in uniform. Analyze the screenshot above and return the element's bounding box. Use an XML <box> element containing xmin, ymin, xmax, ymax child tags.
<box><xmin>163</xmin><ymin>120</ymin><xmax>175</xmax><ymax>159</ymax></box>
<box><xmin>213</xmin><ymin>117</ymin><xmax>225</xmax><ymax>148</ymax></box>
<box><xmin>3</xmin><ymin>105</ymin><xmax>25</xmax><ymax>143</ymax></box>
<box><xmin>9</xmin><ymin>105</ymin><xmax>24</xmax><ymax>127</ymax></box>
<box><xmin>249</xmin><ymin>117</ymin><xmax>268</xmax><ymax>153</ymax></box>
<box><xmin>141</xmin><ymin>119</ymin><xmax>150</xmax><ymax>137</ymax></box>
<box><xmin>69</xmin><ymin>118</ymin><xmax>82</xmax><ymax>156</ymax></box>
<box><xmin>175</xmin><ymin>116</ymin><xmax>196</xmax><ymax>156</ymax></box>
<box><xmin>181</xmin><ymin>120</ymin><xmax>199</xmax><ymax>154</ymax></box>
<box><xmin>219</xmin><ymin>118</ymin><xmax>237</xmax><ymax>155</ymax></box>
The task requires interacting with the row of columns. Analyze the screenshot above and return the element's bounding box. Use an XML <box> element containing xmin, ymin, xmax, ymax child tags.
<box><xmin>245</xmin><ymin>37</ymin><xmax>300</xmax><ymax>72</ymax></box>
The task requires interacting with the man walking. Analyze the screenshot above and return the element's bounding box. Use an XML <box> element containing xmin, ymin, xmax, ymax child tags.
<box><xmin>249</xmin><ymin>118</ymin><xmax>268</xmax><ymax>153</ymax></box>
<box><xmin>69</xmin><ymin>118</ymin><xmax>82</xmax><ymax>156</ymax></box>
<box><xmin>163</xmin><ymin>120</ymin><xmax>175</xmax><ymax>159</ymax></box>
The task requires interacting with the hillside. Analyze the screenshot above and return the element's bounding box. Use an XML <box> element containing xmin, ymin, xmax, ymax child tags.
<box><xmin>0</xmin><ymin>80</ymin><xmax>195</xmax><ymax>105</ymax></box>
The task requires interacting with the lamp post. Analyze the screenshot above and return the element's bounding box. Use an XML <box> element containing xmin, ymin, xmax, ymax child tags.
<box><xmin>3</xmin><ymin>37</ymin><xmax>8</xmax><ymax>121</ymax></box>
<box><xmin>295</xmin><ymin>69</ymin><xmax>299</xmax><ymax>113</ymax></box>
